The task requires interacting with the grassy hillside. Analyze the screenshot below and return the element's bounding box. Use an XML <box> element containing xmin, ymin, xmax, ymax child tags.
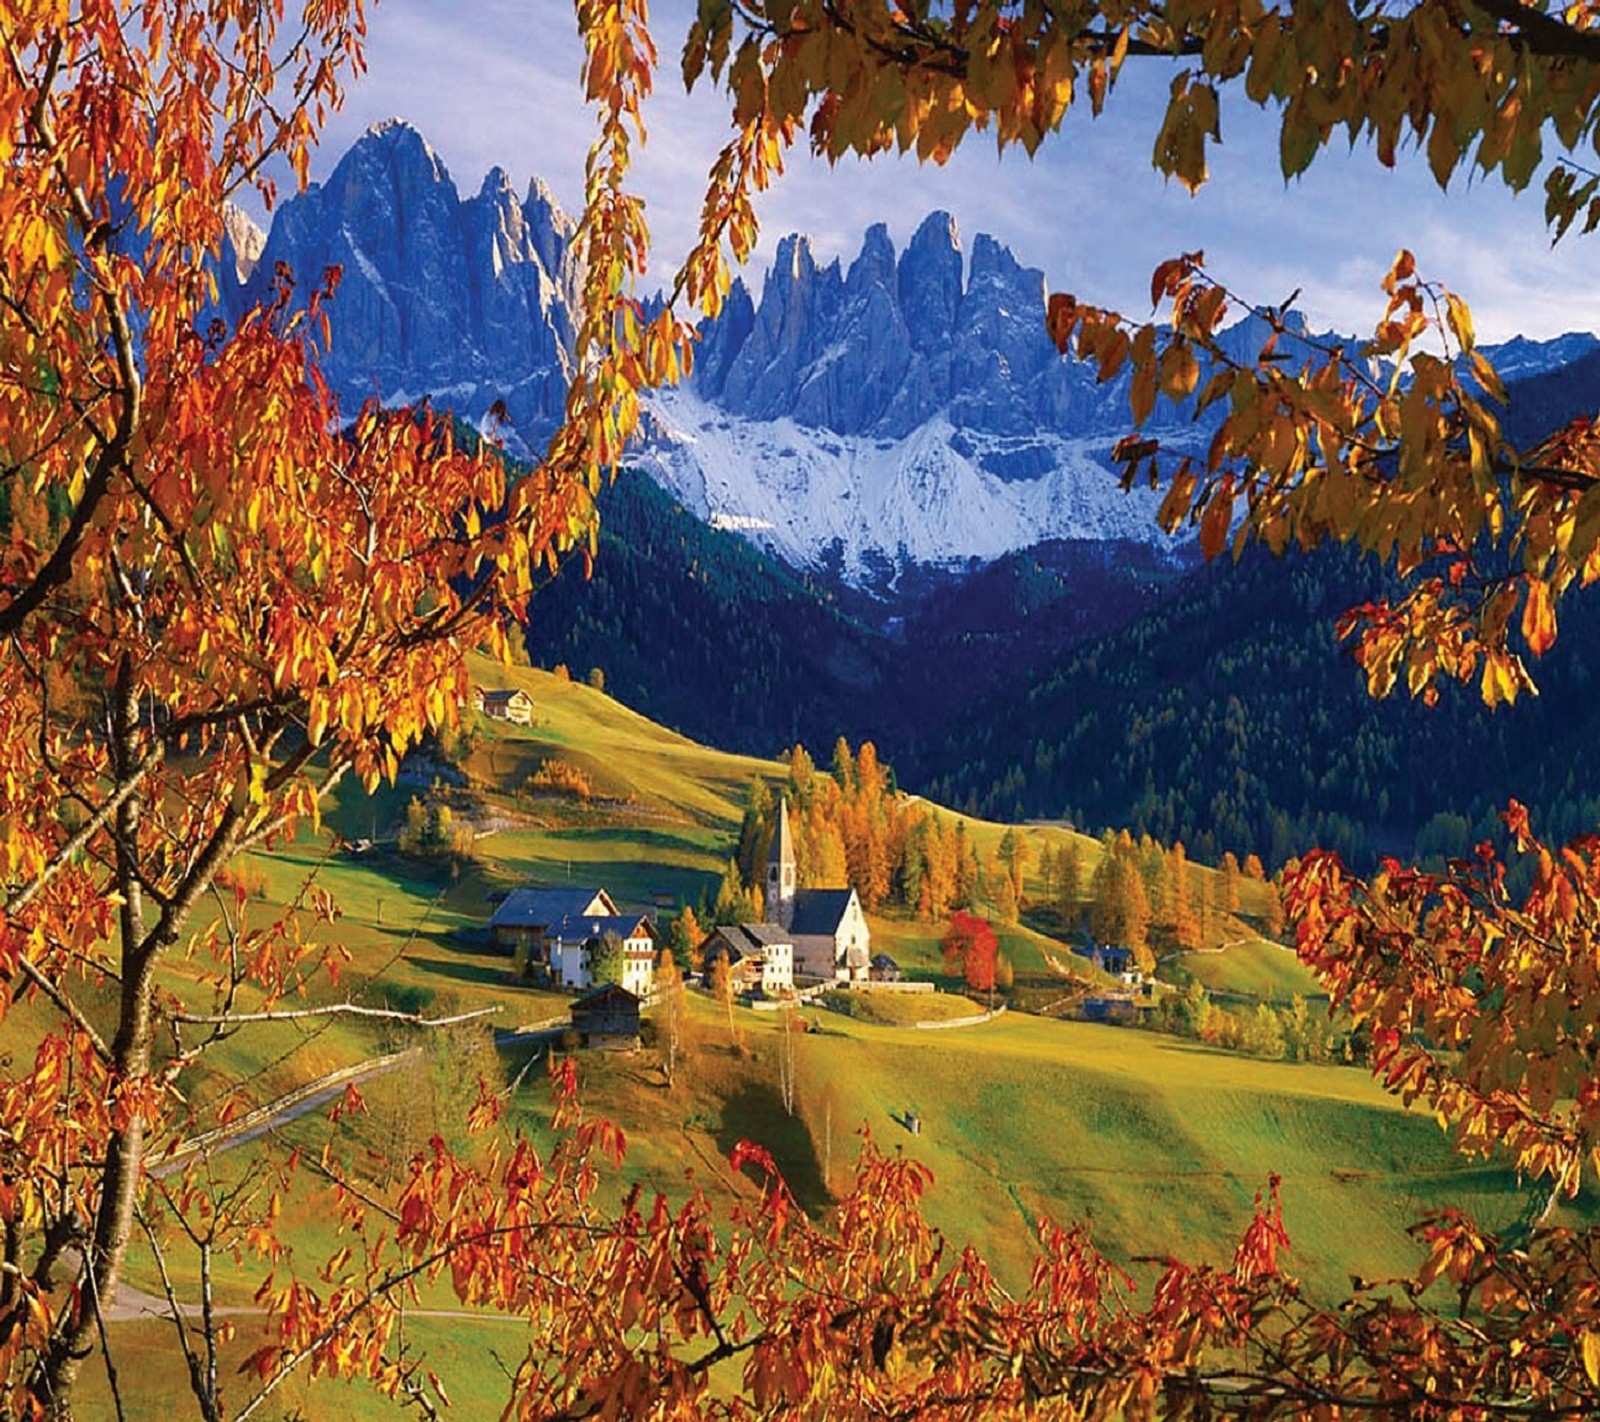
<box><xmin>504</xmin><ymin>999</ymin><xmax>1573</xmax><ymax>1306</ymax></box>
<box><xmin>1170</xmin><ymin>937</ymin><xmax>1325</xmax><ymax>1003</ymax></box>
<box><xmin>62</xmin><ymin>659</ymin><xmax>1581</xmax><ymax>1420</ymax></box>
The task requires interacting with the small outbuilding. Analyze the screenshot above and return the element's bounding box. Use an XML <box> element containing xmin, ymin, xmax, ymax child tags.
<box><xmin>869</xmin><ymin>953</ymin><xmax>902</xmax><ymax>983</ymax></box>
<box><xmin>571</xmin><ymin>983</ymin><xmax>642</xmax><ymax>1048</ymax></box>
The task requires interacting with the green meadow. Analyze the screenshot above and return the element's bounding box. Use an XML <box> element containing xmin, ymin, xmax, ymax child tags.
<box><xmin>53</xmin><ymin>659</ymin><xmax>1581</xmax><ymax>1417</ymax></box>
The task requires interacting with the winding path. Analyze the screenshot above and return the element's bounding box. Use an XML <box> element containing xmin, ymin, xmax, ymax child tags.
<box><xmin>103</xmin><ymin>1048</ymin><xmax>425</xmax><ymax>1323</ymax></box>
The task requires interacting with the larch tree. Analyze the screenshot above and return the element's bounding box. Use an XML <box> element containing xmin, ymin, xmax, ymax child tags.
<box><xmin>656</xmin><ymin>948</ymin><xmax>684</xmax><ymax>1086</ymax></box>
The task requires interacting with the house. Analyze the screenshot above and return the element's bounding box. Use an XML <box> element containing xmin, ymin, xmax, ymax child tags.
<box><xmin>765</xmin><ymin>797</ymin><xmax>871</xmax><ymax>983</ymax></box>
<box><xmin>489</xmin><ymin>886</ymin><xmax>617</xmax><ymax>957</ymax></box>
<box><xmin>742</xmin><ymin>922</ymin><xmax>795</xmax><ymax>994</ymax></box>
<box><xmin>701</xmin><ymin>922</ymin><xmax>794</xmax><ymax>996</ymax></box>
<box><xmin>1079</xmin><ymin>943</ymin><xmax>1134</xmax><ymax>977</ymax></box>
<box><xmin>570</xmin><ymin>984</ymin><xmax>641</xmax><ymax>1048</ymax></box>
<box><xmin>869</xmin><ymin>953</ymin><xmax>902</xmax><ymax>983</ymax></box>
<box><xmin>1079</xmin><ymin>990</ymin><xmax>1154</xmax><ymax>1025</ymax></box>
<box><xmin>545</xmin><ymin>912</ymin><xmax>658</xmax><ymax>995</ymax></box>
<box><xmin>477</xmin><ymin>687</ymin><xmax>534</xmax><ymax>725</ymax></box>
<box><xmin>700</xmin><ymin>928</ymin><xmax>762</xmax><ymax>995</ymax></box>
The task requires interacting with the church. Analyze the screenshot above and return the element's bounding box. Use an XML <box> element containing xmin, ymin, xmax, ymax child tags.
<box><xmin>764</xmin><ymin>797</ymin><xmax>872</xmax><ymax>984</ymax></box>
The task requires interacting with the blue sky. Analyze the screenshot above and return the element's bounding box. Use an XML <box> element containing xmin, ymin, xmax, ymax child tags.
<box><xmin>297</xmin><ymin>0</ymin><xmax>1600</xmax><ymax>344</ymax></box>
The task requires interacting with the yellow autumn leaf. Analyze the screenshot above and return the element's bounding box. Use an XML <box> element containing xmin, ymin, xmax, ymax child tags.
<box><xmin>1522</xmin><ymin>578</ymin><xmax>1557</xmax><ymax>657</ymax></box>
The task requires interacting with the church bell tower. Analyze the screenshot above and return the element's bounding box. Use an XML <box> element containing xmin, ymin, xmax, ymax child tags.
<box><xmin>766</xmin><ymin>795</ymin><xmax>797</xmax><ymax>929</ymax></box>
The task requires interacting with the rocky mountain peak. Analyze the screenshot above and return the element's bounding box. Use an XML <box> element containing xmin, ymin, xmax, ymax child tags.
<box><xmin>227</xmin><ymin>124</ymin><xmax>578</xmax><ymax>449</ymax></box>
<box><xmin>221</xmin><ymin>202</ymin><xmax>265</xmax><ymax>284</ymax></box>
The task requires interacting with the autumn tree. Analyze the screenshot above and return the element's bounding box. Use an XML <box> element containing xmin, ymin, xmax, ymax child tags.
<box><xmin>709</xmin><ymin>952</ymin><xmax>740</xmax><ymax>1048</ymax></box>
<box><xmin>776</xmin><ymin>1000</ymin><xmax>800</xmax><ymax>1116</ymax></box>
<box><xmin>736</xmin><ymin>776</ymin><xmax>776</xmax><ymax>890</ymax></box>
<box><xmin>0</xmin><ymin>0</ymin><xmax>714</xmax><ymax>1409</ymax></box>
<box><xmin>1090</xmin><ymin>842</ymin><xmax>1152</xmax><ymax>969</ymax></box>
<box><xmin>1056</xmin><ymin>840</ymin><xmax>1085</xmax><ymax>930</ymax></box>
<box><xmin>942</xmin><ymin>910</ymin><xmax>1000</xmax><ymax>1007</ymax></box>
<box><xmin>1169</xmin><ymin>842</ymin><xmax>1202</xmax><ymax>952</ymax></box>
<box><xmin>1036</xmin><ymin>842</ymin><xmax>1059</xmax><ymax>904</ymax></box>
<box><xmin>656</xmin><ymin>948</ymin><xmax>684</xmax><ymax>1086</ymax></box>
<box><xmin>670</xmin><ymin>904</ymin><xmax>706</xmax><ymax>974</ymax></box>
<box><xmin>997</xmin><ymin>827</ymin><xmax>1031</xmax><ymax>907</ymax></box>
<box><xmin>712</xmin><ymin>858</ymin><xmax>761</xmax><ymax>924</ymax></box>
<box><xmin>1221</xmin><ymin>852</ymin><xmax>1243</xmax><ymax>914</ymax></box>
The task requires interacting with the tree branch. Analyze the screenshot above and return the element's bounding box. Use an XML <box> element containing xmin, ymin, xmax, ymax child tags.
<box><xmin>1468</xmin><ymin>0</ymin><xmax>1600</xmax><ymax>63</ymax></box>
<box><xmin>168</xmin><ymin>1003</ymin><xmax>501</xmax><ymax>1029</ymax></box>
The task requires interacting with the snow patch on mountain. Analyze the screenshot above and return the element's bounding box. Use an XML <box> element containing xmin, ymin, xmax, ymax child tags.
<box><xmin>641</xmin><ymin>387</ymin><xmax>1171</xmax><ymax>580</ymax></box>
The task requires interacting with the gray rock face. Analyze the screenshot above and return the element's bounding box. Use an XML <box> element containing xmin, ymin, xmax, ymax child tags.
<box><xmin>222</xmin><ymin>119</ymin><xmax>578</xmax><ymax>451</ymax></box>
<box><xmin>696</xmin><ymin>211</ymin><xmax>1119</xmax><ymax>443</ymax></box>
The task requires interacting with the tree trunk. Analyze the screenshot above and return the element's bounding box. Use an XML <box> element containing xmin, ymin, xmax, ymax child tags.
<box><xmin>35</xmin><ymin>661</ymin><xmax>152</xmax><ymax>1420</ymax></box>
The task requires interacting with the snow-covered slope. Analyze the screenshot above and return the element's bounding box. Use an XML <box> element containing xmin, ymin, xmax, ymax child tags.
<box><xmin>642</xmin><ymin>389</ymin><xmax>1172</xmax><ymax>580</ymax></box>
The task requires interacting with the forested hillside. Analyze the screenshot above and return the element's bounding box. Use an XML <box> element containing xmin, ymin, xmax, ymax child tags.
<box><xmin>520</xmin><ymin>471</ymin><xmax>1181</xmax><ymax>754</ymax></box>
<box><xmin>910</xmin><ymin>543</ymin><xmax>1600</xmax><ymax>867</ymax></box>
<box><xmin>520</xmin><ymin>348</ymin><xmax>1600</xmax><ymax>873</ymax></box>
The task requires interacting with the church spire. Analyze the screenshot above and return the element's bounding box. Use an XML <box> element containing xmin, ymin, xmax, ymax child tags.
<box><xmin>767</xmin><ymin>795</ymin><xmax>797</xmax><ymax>929</ymax></box>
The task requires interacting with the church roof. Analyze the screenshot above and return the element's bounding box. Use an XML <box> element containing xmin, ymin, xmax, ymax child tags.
<box><xmin>788</xmin><ymin>888</ymin><xmax>858</xmax><ymax>936</ymax></box>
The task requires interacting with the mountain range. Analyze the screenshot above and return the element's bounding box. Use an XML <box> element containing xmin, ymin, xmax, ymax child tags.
<box><xmin>223</xmin><ymin>118</ymin><xmax>1600</xmax><ymax>588</ymax></box>
<box><xmin>220</xmin><ymin>119</ymin><xmax>1600</xmax><ymax>870</ymax></box>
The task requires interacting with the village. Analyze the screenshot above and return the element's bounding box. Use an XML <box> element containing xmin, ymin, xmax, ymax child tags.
<box><xmin>480</xmin><ymin>769</ymin><xmax>1154</xmax><ymax>1048</ymax></box>
<box><xmin>484</xmin><ymin>795</ymin><xmax>908</xmax><ymax>1046</ymax></box>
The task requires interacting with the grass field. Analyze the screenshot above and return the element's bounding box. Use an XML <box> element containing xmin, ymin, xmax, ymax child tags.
<box><xmin>496</xmin><ymin>996</ymin><xmax>1576</xmax><ymax>1306</ymax></box>
<box><xmin>47</xmin><ymin>660</ymin><xmax>1574</xmax><ymax>1418</ymax></box>
<box><xmin>1168</xmin><ymin>937</ymin><xmax>1325</xmax><ymax>1003</ymax></box>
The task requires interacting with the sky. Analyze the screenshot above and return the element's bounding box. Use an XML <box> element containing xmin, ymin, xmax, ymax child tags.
<box><xmin>287</xmin><ymin>0</ymin><xmax>1600</xmax><ymax>345</ymax></box>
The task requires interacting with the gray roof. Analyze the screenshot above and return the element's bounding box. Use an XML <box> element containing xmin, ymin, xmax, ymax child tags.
<box><xmin>738</xmin><ymin>922</ymin><xmax>793</xmax><ymax>948</ymax></box>
<box><xmin>787</xmin><ymin>888</ymin><xmax>857</xmax><ymax>936</ymax></box>
<box><xmin>701</xmin><ymin>926</ymin><xmax>748</xmax><ymax>966</ymax></box>
<box><xmin>481</xmin><ymin>687</ymin><xmax>530</xmax><ymax>704</ymax></box>
<box><xmin>489</xmin><ymin>886</ymin><xmax>615</xmax><ymax>929</ymax></box>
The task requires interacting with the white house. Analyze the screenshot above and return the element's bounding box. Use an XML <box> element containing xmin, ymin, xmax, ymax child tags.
<box><xmin>492</xmin><ymin>887</ymin><xmax>618</xmax><ymax>961</ymax></box>
<box><xmin>701</xmin><ymin>922</ymin><xmax>795</xmax><ymax>995</ymax></box>
<box><xmin>548</xmin><ymin>912</ymin><xmax>658</xmax><ymax>993</ymax></box>
<box><xmin>476</xmin><ymin>686</ymin><xmax>535</xmax><ymax>725</ymax></box>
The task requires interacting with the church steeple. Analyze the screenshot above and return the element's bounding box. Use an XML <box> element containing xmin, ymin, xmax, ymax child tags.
<box><xmin>766</xmin><ymin>795</ymin><xmax>797</xmax><ymax>928</ymax></box>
